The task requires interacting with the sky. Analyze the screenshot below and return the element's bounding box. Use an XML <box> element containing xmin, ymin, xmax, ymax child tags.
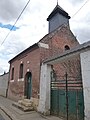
<box><xmin>0</xmin><ymin>0</ymin><xmax>90</xmax><ymax>75</ymax></box>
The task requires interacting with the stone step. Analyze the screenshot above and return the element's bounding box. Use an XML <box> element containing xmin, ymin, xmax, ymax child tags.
<box><xmin>18</xmin><ymin>99</ymin><xmax>33</xmax><ymax>107</ymax></box>
<box><xmin>12</xmin><ymin>102</ymin><xmax>34</xmax><ymax>112</ymax></box>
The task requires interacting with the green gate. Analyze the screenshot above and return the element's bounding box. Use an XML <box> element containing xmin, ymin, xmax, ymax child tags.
<box><xmin>50</xmin><ymin>75</ymin><xmax>84</xmax><ymax>120</ymax></box>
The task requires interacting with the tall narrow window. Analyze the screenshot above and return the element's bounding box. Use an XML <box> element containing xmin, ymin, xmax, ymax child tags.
<box><xmin>11</xmin><ymin>67</ymin><xmax>14</xmax><ymax>80</ymax></box>
<box><xmin>19</xmin><ymin>64</ymin><xmax>23</xmax><ymax>78</ymax></box>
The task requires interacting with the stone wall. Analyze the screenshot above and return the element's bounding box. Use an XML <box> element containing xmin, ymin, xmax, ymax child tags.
<box><xmin>0</xmin><ymin>73</ymin><xmax>9</xmax><ymax>97</ymax></box>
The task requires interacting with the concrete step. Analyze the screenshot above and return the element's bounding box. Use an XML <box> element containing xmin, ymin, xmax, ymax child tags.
<box><xmin>18</xmin><ymin>99</ymin><xmax>33</xmax><ymax>107</ymax></box>
<box><xmin>12</xmin><ymin>102</ymin><xmax>34</xmax><ymax>112</ymax></box>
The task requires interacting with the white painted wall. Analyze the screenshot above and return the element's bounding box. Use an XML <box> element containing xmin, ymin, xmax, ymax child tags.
<box><xmin>38</xmin><ymin>64</ymin><xmax>51</xmax><ymax>115</ymax></box>
<box><xmin>80</xmin><ymin>50</ymin><xmax>90</xmax><ymax>120</ymax></box>
<box><xmin>0</xmin><ymin>73</ymin><xmax>9</xmax><ymax>97</ymax></box>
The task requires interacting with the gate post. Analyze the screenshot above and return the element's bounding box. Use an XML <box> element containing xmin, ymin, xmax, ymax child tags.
<box><xmin>65</xmin><ymin>72</ymin><xmax>68</xmax><ymax>120</ymax></box>
<box><xmin>38</xmin><ymin>63</ymin><xmax>52</xmax><ymax>115</ymax></box>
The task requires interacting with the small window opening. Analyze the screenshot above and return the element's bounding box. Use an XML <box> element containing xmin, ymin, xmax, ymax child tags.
<box><xmin>65</xmin><ymin>45</ymin><xmax>70</xmax><ymax>51</ymax></box>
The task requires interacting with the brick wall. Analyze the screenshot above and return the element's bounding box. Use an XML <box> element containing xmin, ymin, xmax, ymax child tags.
<box><xmin>40</xmin><ymin>25</ymin><xmax>79</xmax><ymax>59</ymax></box>
<box><xmin>8</xmin><ymin>48</ymin><xmax>40</xmax><ymax>101</ymax></box>
<box><xmin>40</xmin><ymin>25</ymin><xmax>81</xmax><ymax>80</ymax></box>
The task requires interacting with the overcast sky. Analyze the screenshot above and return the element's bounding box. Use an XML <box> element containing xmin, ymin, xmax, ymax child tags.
<box><xmin>0</xmin><ymin>0</ymin><xmax>90</xmax><ymax>75</ymax></box>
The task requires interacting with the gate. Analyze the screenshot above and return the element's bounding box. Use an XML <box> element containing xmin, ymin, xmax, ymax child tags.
<box><xmin>50</xmin><ymin>73</ymin><xmax>84</xmax><ymax>120</ymax></box>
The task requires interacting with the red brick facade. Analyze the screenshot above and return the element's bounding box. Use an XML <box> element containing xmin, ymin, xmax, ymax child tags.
<box><xmin>8</xmin><ymin>25</ymin><xmax>80</xmax><ymax>101</ymax></box>
<box><xmin>40</xmin><ymin>25</ymin><xmax>81</xmax><ymax>80</ymax></box>
<box><xmin>8</xmin><ymin>45</ymin><xmax>41</xmax><ymax>100</ymax></box>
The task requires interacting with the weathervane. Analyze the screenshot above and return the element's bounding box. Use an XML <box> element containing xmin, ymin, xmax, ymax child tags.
<box><xmin>57</xmin><ymin>0</ymin><xmax>58</xmax><ymax>5</ymax></box>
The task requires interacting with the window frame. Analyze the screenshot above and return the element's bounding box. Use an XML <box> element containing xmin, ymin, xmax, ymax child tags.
<box><xmin>11</xmin><ymin>67</ymin><xmax>14</xmax><ymax>80</ymax></box>
<box><xmin>19</xmin><ymin>63</ymin><xmax>24</xmax><ymax>79</ymax></box>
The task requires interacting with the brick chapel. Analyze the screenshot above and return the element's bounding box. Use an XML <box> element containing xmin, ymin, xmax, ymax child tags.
<box><xmin>8</xmin><ymin>4</ymin><xmax>80</xmax><ymax>104</ymax></box>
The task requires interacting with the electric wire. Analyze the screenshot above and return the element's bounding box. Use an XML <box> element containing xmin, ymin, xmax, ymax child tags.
<box><xmin>0</xmin><ymin>0</ymin><xmax>90</xmax><ymax>45</ymax></box>
<box><xmin>71</xmin><ymin>0</ymin><xmax>90</xmax><ymax>19</ymax></box>
<box><xmin>0</xmin><ymin>0</ymin><xmax>30</xmax><ymax>46</ymax></box>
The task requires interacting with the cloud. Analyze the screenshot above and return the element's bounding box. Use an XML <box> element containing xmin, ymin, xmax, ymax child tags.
<box><xmin>0</xmin><ymin>27</ymin><xmax>26</xmax><ymax>74</ymax></box>
<box><xmin>0</xmin><ymin>0</ymin><xmax>28</xmax><ymax>22</ymax></box>
<box><xmin>69</xmin><ymin>0</ymin><xmax>85</xmax><ymax>5</ymax></box>
<box><xmin>0</xmin><ymin>67</ymin><xmax>5</xmax><ymax>75</ymax></box>
<box><xmin>1</xmin><ymin>29</ymin><xmax>26</xmax><ymax>55</ymax></box>
<box><xmin>72</xmin><ymin>26</ymin><xmax>90</xmax><ymax>43</ymax></box>
<box><xmin>0</xmin><ymin>58</ymin><xmax>9</xmax><ymax>75</ymax></box>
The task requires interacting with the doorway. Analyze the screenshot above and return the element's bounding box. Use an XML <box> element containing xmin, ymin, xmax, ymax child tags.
<box><xmin>24</xmin><ymin>72</ymin><xmax>32</xmax><ymax>99</ymax></box>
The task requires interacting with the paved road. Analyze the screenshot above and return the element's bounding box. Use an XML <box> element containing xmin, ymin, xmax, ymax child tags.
<box><xmin>0</xmin><ymin>109</ymin><xmax>10</xmax><ymax>120</ymax></box>
<box><xmin>0</xmin><ymin>114</ymin><xmax>5</xmax><ymax>120</ymax></box>
<box><xmin>0</xmin><ymin>96</ymin><xmax>62</xmax><ymax>120</ymax></box>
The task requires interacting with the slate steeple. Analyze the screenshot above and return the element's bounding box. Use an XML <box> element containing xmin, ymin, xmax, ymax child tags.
<box><xmin>47</xmin><ymin>4</ymin><xmax>71</xmax><ymax>33</ymax></box>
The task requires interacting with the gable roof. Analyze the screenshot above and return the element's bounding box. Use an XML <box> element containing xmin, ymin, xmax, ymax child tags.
<box><xmin>47</xmin><ymin>4</ymin><xmax>70</xmax><ymax>21</ymax></box>
<box><xmin>39</xmin><ymin>24</ymin><xmax>78</xmax><ymax>43</ymax></box>
<box><xmin>9</xmin><ymin>43</ymin><xmax>39</xmax><ymax>63</ymax></box>
<box><xmin>9</xmin><ymin>24</ymin><xmax>77</xmax><ymax>64</ymax></box>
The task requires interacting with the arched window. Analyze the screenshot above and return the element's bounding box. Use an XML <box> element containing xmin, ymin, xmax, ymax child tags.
<box><xmin>64</xmin><ymin>45</ymin><xmax>70</xmax><ymax>51</ymax></box>
<box><xmin>11</xmin><ymin>67</ymin><xmax>14</xmax><ymax>80</ymax></box>
<box><xmin>19</xmin><ymin>64</ymin><xmax>23</xmax><ymax>78</ymax></box>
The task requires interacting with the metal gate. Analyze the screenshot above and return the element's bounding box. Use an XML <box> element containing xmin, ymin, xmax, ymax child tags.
<box><xmin>50</xmin><ymin>73</ymin><xmax>84</xmax><ymax>120</ymax></box>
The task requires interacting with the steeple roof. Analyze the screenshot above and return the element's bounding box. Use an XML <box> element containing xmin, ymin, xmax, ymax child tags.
<box><xmin>47</xmin><ymin>4</ymin><xmax>70</xmax><ymax>21</ymax></box>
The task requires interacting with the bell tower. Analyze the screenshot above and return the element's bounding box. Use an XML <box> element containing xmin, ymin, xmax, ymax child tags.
<box><xmin>47</xmin><ymin>3</ymin><xmax>71</xmax><ymax>33</ymax></box>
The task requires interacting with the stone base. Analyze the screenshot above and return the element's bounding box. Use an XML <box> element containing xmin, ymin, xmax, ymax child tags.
<box><xmin>31</xmin><ymin>98</ymin><xmax>39</xmax><ymax>110</ymax></box>
<box><xmin>12</xmin><ymin>102</ymin><xmax>34</xmax><ymax>112</ymax></box>
<box><xmin>37</xmin><ymin>104</ymin><xmax>50</xmax><ymax>116</ymax></box>
<box><xmin>12</xmin><ymin>98</ymin><xmax>39</xmax><ymax>112</ymax></box>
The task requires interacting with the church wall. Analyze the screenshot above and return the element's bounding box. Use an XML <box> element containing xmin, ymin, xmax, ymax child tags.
<box><xmin>8</xmin><ymin>48</ymin><xmax>41</xmax><ymax>101</ymax></box>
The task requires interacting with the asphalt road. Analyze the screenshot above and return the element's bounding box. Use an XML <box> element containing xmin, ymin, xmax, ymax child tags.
<box><xmin>0</xmin><ymin>114</ymin><xmax>5</xmax><ymax>120</ymax></box>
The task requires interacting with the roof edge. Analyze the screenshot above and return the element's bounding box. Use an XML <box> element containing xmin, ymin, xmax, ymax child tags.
<box><xmin>43</xmin><ymin>40</ymin><xmax>90</xmax><ymax>64</ymax></box>
<box><xmin>9</xmin><ymin>43</ymin><xmax>39</xmax><ymax>63</ymax></box>
<box><xmin>47</xmin><ymin>4</ymin><xmax>71</xmax><ymax>21</ymax></box>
